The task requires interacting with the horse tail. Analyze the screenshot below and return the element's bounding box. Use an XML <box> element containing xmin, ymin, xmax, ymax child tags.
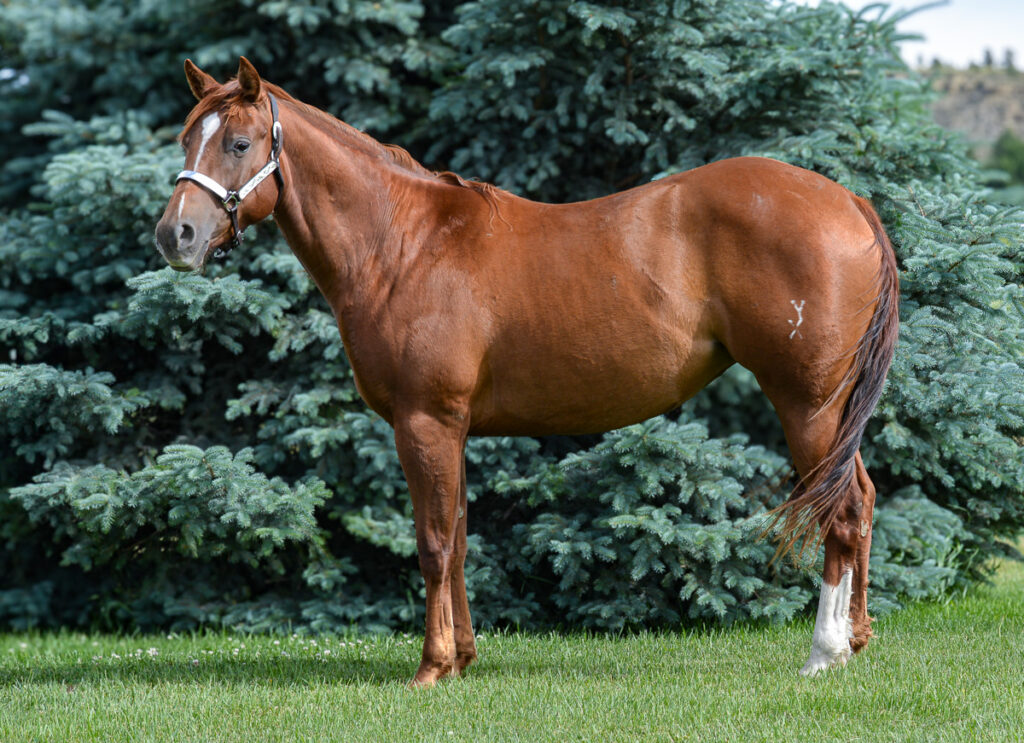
<box><xmin>768</xmin><ymin>196</ymin><xmax>899</xmax><ymax>560</ymax></box>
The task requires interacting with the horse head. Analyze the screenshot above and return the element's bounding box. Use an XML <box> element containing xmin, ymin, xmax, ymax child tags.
<box><xmin>155</xmin><ymin>57</ymin><xmax>283</xmax><ymax>271</ymax></box>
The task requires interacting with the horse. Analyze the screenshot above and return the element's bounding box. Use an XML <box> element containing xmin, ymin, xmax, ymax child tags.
<box><xmin>155</xmin><ymin>57</ymin><xmax>899</xmax><ymax>687</ymax></box>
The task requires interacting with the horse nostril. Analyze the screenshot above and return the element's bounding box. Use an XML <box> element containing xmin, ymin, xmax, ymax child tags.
<box><xmin>177</xmin><ymin>222</ymin><xmax>196</xmax><ymax>248</ymax></box>
<box><xmin>155</xmin><ymin>221</ymin><xmax>175</xmax><ymax>252</ymax></box>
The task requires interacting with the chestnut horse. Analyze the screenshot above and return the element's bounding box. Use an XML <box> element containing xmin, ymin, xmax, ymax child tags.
<box><xmin>155</xmin><ymin>58</ymin><xmax>898</xmax><ymax>686</ymax></box>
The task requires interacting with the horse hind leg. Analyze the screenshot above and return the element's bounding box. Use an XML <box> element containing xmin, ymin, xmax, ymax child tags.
<box><xmin>799</xmin><ymin>452</ymin><xmax>878</xmax><ymax>675</ymax></box>
<box><xmin>848</xmin><ymin>452</ymin><xmax>876</xmax><ymax>654</ymax></box>
<box><xmin>760</xmin><ymin>391</ymin><xmax>870</xmax><ymax>676</ymax></box>
<box><xmin>727</xmin><ymin>195</ymin><xmax>894</xmax><ymax>674</ymax></box>
<box><xmin>802</xmin><ymin>500</ymin><xmax>860</xmax><ymax>676</ymax></box>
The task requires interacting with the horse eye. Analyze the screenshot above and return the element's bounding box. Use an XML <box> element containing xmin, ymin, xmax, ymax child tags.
<box><xmin>233</xmin><ymin>140</ymin><xmax>251</xmax><ymax>154</ymax></box>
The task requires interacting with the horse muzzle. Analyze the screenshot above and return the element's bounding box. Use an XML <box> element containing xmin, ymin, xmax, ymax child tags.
<box><xmin>154</xmin><ymin>217</ymin><xmax>212</xmax><ymax>272</ymax></box>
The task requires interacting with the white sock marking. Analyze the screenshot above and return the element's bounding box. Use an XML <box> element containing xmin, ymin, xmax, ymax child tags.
<box><xmin>800</xmin><ymin>568</ymin><xmax>853</xmax><ymax>677</ymax></box>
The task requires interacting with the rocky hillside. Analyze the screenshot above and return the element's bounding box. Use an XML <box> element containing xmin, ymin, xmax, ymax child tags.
<box><xmin>929</xmin><ymin>69</ymin><xmax>1024</xmax><ymax>148</ymax></box>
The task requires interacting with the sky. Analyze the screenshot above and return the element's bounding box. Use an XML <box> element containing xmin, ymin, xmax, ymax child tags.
<box><xmin>789</xmin><ymin>0</ymin><xmax>1024</xmax><ymax>68</ymax></box>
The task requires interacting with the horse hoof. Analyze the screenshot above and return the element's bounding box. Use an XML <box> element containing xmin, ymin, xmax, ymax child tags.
<box><xmin>799</xmin><ymin>645</ymin><xmax>851</xmax><ymax>677</ymax></box>
<box><xmin>407</xmin><ymin>661</ymin><xmax>453</xmax><ymax>688</ymax></box>
<box><xmin>453</xmin><ymin>651</ymin><xmax>477</xmax><ymax>676</ymax></box>
<box><xmin>407</xmin><ymin>673</ymin><xmax>440</xmax><ymax>689</ymax></box>
<box><xmin>850</xmin><ymin>616</ymin><xmax>875</xmax><ymax>654</ymax></box>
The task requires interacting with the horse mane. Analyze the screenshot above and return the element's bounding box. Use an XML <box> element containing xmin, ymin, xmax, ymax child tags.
<box><xmin>181</xmin><ymin>79</ymin><xmax>506</xmax><ymax>214</ymax></box>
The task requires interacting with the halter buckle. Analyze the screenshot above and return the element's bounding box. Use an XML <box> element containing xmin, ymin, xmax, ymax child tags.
<box><xmin>222</xmin><ymin>191</ymin><xmax>241</xmax><ymax>210</ymax></box>
<box><xmin>272</xmin><ymin>121</ymin><xmax>283</xmax><ymax>160</ymax></box>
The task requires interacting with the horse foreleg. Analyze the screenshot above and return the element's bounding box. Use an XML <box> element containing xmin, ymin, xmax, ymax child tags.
<box><xmin>449</xmin><ymin>457</ymin><xmax>478</xmax><ymax>676</ymax></box>
<box><xmin>394</xmin><ymin>411</ymin><xmax>467</xmax><ymax>688</ymax></box>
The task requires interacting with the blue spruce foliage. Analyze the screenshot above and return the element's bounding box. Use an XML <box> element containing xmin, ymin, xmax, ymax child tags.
<box><xmin>0</xmin><ymin>0</ymin><xmax>1020</xmax><ymax>633</ymax></box>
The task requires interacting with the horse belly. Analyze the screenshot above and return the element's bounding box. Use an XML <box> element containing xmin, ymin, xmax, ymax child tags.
<box><xmin>469</xmin><ymin>328</ymin><xmax>730</xmax><ymax>436</ymax></box>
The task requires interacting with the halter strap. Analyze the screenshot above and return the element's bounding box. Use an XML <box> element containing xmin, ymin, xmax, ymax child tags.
<box><xmin>176</xmin><ymin>92</ymin><xmax>284</xmax><ymax>257</ymax></box>
<box><xmin>176</xmin><ymin>169</ymin><xmax>231</xmax><ymax>202</ymax></box>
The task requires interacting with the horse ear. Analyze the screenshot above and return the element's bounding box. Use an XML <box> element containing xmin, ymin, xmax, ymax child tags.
<box><xmin>237</xmin><ymin>57</ymin><xmax>262</xmax><ymax>102</ymax></box>
<box><xmin>184</xmin><ymin>59</ymin><xmax>218</xmax><ymax>101</ymax></box>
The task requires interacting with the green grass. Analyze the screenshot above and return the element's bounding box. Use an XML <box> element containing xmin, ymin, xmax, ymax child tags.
<box><xmin>2</xmin><ymin>560</ymin><xmax>1023</xmax><ymax>743</ymax></box>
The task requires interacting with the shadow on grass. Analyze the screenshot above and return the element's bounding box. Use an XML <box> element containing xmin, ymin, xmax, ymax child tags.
<box><xmin>0</xmin><ymin>653</ymin><xmax>422</xmax><ymax>688</ymax></box>
<box><xmin>0</xmin><ymin>623</ymin><xmax>817</xmax><ymax>689</ymax></box>
<box><xmin>0</xmin><ymin>652</ymin><xmax>660</xmax><ymax>688</ymax></box>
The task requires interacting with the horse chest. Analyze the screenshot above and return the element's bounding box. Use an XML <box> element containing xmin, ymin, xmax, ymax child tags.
<box><xmin>338</xmin><ymin>312</ymin><xmax>477</xmax><ymax>425</ymax></box>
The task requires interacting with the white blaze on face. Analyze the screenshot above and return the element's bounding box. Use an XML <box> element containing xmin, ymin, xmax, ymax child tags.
<box><xmin>800</xmin><ymin>568</ymin><xmax>853</xmax><ymax>677</ymax></box>
<box><xmin>177</xmin><ymin>112</ymin><xmax>222</xmax><ymax>220</ymax></box>
<box><xmin>192</xmin><ymin>113</ymin><xmax>222</xmax><ymax>170</ymax></box>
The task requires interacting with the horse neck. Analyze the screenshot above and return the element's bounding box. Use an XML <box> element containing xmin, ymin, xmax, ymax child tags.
<box><xmin>269</xmin><ymin>101</ymin><xmax>425</xmax><ymax>314</ymax></box>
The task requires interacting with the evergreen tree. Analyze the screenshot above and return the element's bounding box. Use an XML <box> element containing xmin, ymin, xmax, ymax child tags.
<box><xmin>989</xmin><ymin>130</ymin><xmax>1024</xmax><ymax>185</ymax></box>
<box><xmin>1</xmin><ymin>0</ymin><xmax>1020</xmax><ymax>633</ymax></box>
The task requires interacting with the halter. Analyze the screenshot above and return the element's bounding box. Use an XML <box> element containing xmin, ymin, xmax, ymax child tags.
<box><xmin>176</xmin><ymin>92</ymin><xmax>284</xmax><ymax>257</ymax></box>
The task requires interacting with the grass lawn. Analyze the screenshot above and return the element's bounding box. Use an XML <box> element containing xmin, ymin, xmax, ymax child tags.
<box><xmin>1</xmin><ymin>558</ymin><xmax>1022</xmax><ymax>743</ymax></box>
